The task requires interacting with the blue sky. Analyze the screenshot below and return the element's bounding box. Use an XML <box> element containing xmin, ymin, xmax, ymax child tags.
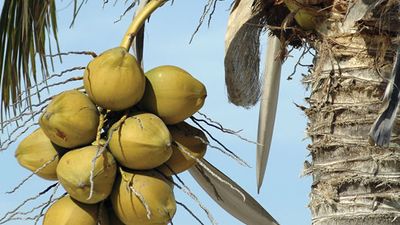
<box><xmin>0</xmin><ymin>1</ymin><xmax>313</xmax><ymax>224</ymax></box>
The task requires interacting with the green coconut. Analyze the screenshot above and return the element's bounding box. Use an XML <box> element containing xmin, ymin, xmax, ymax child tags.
<box><xmin>111</xmin><ymin>169</ymin><xmax>176</xmax><ymax>225</ymax></box>
<box><xmin>140</xmin><ymin>65</ymin><xmax>207</xmax><ymax>125</ymax></box>
<box><xmin>43</xmin><ymin>195</ymin><xmax>109</xmax><ymax>225</ymax></box>
<box><xmin>83</xmin><ymin>47</ymin><xmax>146</xmax><ymax>111</ymax></box>
<box><xmin>284</xmin><ymin>0</ymin><xmax>322</xmax><ymax>30</ymax></box>
<box><xmin>39</xmin><ymin>90</ymin><xmax>99</xmax><ymax>149</ymax></box>
<box><xmin>158</xmin><ymin>122</ymin><xmax>208</xmax><ymax>176</ymax></box>
<box><xmin>108</xmin><ymin>112</ymin><xmax>172</xmax><ymax>170</ymax></box>
<box><xmin>15</xmin><ymin>128</ymin><xmax>65</xmax><ymax>180</ymax></box>
<box><xmin>56</xmin><ymin>145</ymin><xmax>117</xmax><ymax>204</ymax></box>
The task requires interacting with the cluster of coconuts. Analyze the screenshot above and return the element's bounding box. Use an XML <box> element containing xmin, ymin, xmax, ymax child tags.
<box><xmin>15</xmin><ymin>46</ymin><xmax>208</xmax><ymax>225</ymax></box>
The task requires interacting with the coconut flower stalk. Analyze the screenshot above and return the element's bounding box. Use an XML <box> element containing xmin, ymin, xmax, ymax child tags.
<box><xmin>189</xmin><ymin>158</ymin><xmax>279</xmax><ymax>225</ymax></box>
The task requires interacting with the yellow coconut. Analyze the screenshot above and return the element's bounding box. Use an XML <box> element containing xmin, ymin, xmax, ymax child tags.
<box><xmin>140</xmin><ymin>65</ymin><xmax>207</xmax><ymax>125</ymax></box>
<box><xmin>158</xmin><ymin>122</ymin><xmax>207</xmax><ymax>176</ymax></box>
<box><xmin>83</xmin><ymin>47</ymin><xmax>145</xmax><ymax>111</ymax></box>
<box><xmin>284</xmin><ymin>0</ymin><xmax>322</xmax><ymax>30</ymax></box>
<box><xmin>111</xmin><ymin>169</ymin><xmax>176</xmax><ymax>225</ymax></box>
<box><xmin>15</xmin><ymin>128</ymin><xmax>65</xmax><ymax>180</ymax></box>
<box><xmin>108</xmin><ymin>112</ymin><xmax>172</xmax><ymax>170</ymax></box>
<box><xmin>39</xmin><ymin>90</ymin><xmax>99</xmax><ymax>149</ymax></box>
<box><xmin>43</xmin><ymin>195</ymin><xmax>109</xmax><ymax>225</ymax></box>
<box><xmin>56</xmin><ymin>145</ymin><xmax>117</xmax><ymax>204</ymax></box>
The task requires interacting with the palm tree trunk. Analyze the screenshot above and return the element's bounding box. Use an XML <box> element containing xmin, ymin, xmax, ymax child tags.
<box><xmin>304</xmin><ymin>1</ymin><xmax>400</xmax><ymax>224</ymax></box>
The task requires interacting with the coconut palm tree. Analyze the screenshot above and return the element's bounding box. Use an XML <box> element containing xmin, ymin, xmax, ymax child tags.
<box><xmin>1</xmin><ymin>0</ymin><xmax>399</xmax><ymax>225</ymax></box>
<box><xmin>224</xmin><ymin>0</ymin><xmax>400</xmax><ymax>224</ymax></box>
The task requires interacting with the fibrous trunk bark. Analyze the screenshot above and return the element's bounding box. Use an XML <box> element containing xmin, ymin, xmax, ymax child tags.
<box><xmin>304</xmin><ymin>1</ymin><xmax>400</xmax><ymax>224</ymax></box>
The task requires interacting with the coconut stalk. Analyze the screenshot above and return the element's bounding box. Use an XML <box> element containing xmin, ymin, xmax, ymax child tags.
<box><xmin>120</xmin><ymin>0</ymin><xmax>167</xmax><ymax>51</ymax></box>
<box><xmin>297</xmin><ymin>1</ymin><xmax>400</xmax><ymax>224</ymax></box>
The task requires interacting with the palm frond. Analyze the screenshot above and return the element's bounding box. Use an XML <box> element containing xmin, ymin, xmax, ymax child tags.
<box><xmin>0</xmin><ymin>0</ymin><xmax>60</xmax><ymax>120</ymax></box>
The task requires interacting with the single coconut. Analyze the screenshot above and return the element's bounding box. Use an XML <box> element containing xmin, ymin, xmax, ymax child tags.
<box><xmin>39</xmin><ymin>90</ymin><xmax>99</xmax><ymax>149</ymax></box>
<box><xmin>56</xmin><ymin>145</ymin><xmax>117</xmax><ymax>204</ymax></box>
<box><xmin>111</xmin><ymin>169</ymin><xmax>176</xmax><ymax>225</ymax></box>
<box><xmin>108</xmin><ymin>112</ymin><xmax>172</xmax><ymax>170</ymax></box>
<box><xmin>140</xmin><ymin>65</ymin><xmax>207</xmax><ymax>125</ymax></box>
<box><xmin>43</xmin><ymin>195</ymin><xmax>109</xmax><ymax>225</ymax></box>
<box><xmin>15</xmin><ymin>128</ymin><xmax>65</xmax><ymax>180</ymax></box>
<box><xmin>284</xmin><ymin>0</ymin><xmax>321</xmax><ymax>30</ymax></box>
<box><xmin>158</xmin><ymin>122</ymin><xmax>207</xmax><ymax>176</ymax></box>
<box><xmin>84</xmin><ymin>47</ymin><xmax>146</xmax><ymax>111</ymax></box>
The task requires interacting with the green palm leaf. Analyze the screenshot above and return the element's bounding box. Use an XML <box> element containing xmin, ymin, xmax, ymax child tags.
<box><xmin>0</xmin><ymin>0</ymin><xmax>61</xmax><ymax>119</ymax></box>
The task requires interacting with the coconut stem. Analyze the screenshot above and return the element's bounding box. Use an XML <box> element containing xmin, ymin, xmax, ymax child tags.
<box><xmin>120</xmin><ymin>0</ymin><xmax>167</xmax><ymax>50</ymax></box>
<box><xmin>95</xmin><ymin>110</ymin><xmax>106</xmax><ymax>145</ymax></box>
<box><xmin>88</xmin><ymin>113</ymin><xmax>126</xmax><ymax>200</ymax></box>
